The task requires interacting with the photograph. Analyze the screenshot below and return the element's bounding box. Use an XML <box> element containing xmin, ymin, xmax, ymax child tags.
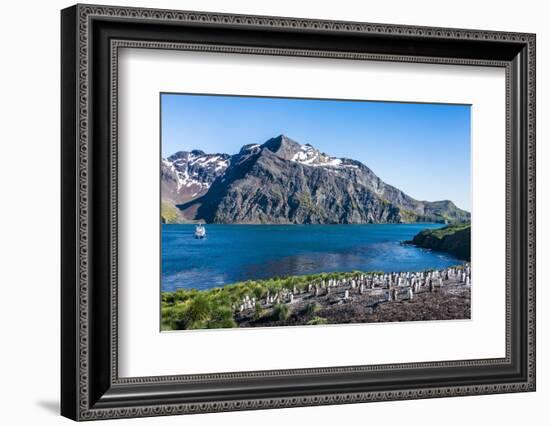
<box><xmin>160</xmin><ymin>94</ymin><xmax>472</xmax><ymax>331</ymax></box>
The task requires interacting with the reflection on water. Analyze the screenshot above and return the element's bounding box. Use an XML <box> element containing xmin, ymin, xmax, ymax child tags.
<box><xmin>161</xmin><ymin>224</ymin><xmax>461</xmax><ymax>292</ymax></box>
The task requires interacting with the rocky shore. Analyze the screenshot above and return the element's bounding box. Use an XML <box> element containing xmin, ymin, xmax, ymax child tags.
<box><xmin>161</xmin><ymin>265</ymin><xmax>471</xmax><ymax>330</ymax></box>
<box><xmin>405</xmin><ymin>223</ymin><xmax>471</xmax><ymax>260</ymax></box>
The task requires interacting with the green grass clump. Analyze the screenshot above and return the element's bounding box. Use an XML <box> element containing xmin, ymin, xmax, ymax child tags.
<box><xmin>161</xmin><ymin>201</ymin><xmax>182</xmax><ymax>224</ymax></box>
<box><xmin>253</xmin><ymin>302</ymin><xmax>265</xmax><ymax>320</ymax></box>
<box><xmin>272</xmin><ymin>303</ymin><xmax>291</xmax><ymax>321</ymax></box>
<box><xmin>306</xmin><ymin>316</ymin><xmax>328</xmax><ymax>325</ymax></box>
<box><xmin>206</xmin><ymin>305</ymin><xmax>237</xmax><ymax>329</ymax></box>
<box><xmin>161</xmin><ymin>292</ymin><xmax>236</xmax><ymax>330</ymax></box>
<box><xmin>427</xmin><ymin>222</ymin><xmax>471</xmax><ymax>239</ymax></box>
<box><xmin>303</xmin><ymin>302</ymin><xmax>321</xmax><ymax>316</ymax></box>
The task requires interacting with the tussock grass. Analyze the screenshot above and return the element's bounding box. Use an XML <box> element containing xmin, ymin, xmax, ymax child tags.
<box><xmin>307</xmin><ymin>316</ymin><xmax>328</xmax><ymax>325</ymax></box>
<box><xmin>161</xmin><ymin>270</ymin><xmax>376</xmax><ymax>330</ymax></box>
<box><xmin>272</xmin><ymin>303</ymin><xmax>291</xmax><ymax>321</ymax></box>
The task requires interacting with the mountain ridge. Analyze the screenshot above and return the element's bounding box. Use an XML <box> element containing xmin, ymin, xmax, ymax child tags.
<box><xmin>162</xmin><ymin>135</ymin><xmax>470</xmax><ymax>224</ymax></box>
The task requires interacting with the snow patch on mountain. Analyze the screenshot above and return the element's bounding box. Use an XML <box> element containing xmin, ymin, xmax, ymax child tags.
<box><xmin>291</xmin><ymin>143</ymin><xmax>355</xmax><ymax>169</ymax></box>
<box><xmin>163</xmin><ymin>151</ymin><xmax>230</xmax><ymax>194</ymax></box>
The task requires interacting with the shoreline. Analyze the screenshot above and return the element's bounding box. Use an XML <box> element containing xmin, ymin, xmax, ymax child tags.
<box><xmin>161</xmin><ymin>265</ymin><xmax>471</xmax><ymax>330</ymax></box>
<box><xmin>404</xmin><ymin>222</ymin><xmax>471</xmax><ymax>260</ymax></box>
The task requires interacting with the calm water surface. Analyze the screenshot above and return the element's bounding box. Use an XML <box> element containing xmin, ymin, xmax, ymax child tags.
<box><xmin>161</xmin><ymin>224</ymin><xmax>461</xmax><ymax>292</ymax></box>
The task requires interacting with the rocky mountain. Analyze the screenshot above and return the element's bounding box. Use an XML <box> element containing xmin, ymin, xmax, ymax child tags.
<box><xmin>162</xmin><ymin>135</ymin><xmax>470</xmax><ymax>224</ymax></box>
<box><xmin>161</xmin><ymin>150</ymin><xmax>230</xmax><ymax>204</ymax></box>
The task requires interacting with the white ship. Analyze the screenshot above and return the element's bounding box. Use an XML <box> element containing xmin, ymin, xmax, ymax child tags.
<box><xmin>194</xmin><ymin>224</ymin><xmax>206</xmax><ymax>239</ymax></box>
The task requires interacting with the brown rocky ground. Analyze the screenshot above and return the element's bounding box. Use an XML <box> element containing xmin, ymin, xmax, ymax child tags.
<box><xmin>236</xmin><ymin>280</ymin><xmax>470</xmax><ymax>328</ymax></box>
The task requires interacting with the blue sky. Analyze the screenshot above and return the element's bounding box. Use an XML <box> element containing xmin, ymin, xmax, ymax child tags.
<box><xmin>161</xmin><ymin>93</ymin><xmax>471</xmax><ymax>211</ymax></box>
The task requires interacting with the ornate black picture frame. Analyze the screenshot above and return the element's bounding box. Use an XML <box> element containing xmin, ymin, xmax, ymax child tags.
<box><xmin>61</xmin><ymin>4</ymin><xmax>536</xmax><ymax>421</ymax></box>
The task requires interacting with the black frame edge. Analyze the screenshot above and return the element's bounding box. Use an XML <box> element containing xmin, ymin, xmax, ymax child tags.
<box><xmin>61</xmin><ymin>4</ymin><xmax>79</xmax><ymax>421</ymax></box>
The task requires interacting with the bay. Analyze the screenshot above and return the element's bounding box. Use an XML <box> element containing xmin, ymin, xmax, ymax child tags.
<box><xmin>161</xmin><ymin>223</ymin><xmax>462</xmax><ymax>292</ymax></box>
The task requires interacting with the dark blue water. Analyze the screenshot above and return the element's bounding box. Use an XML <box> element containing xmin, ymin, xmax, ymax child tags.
<box><xmin>161</xmin><ymin>224</ymin><xmax>461</xmax><ymax>292</ymax></box>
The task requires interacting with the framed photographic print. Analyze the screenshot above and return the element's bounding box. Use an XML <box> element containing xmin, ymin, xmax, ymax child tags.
<box><xmin>159</xmin><ymin>94</ymin><xmax>473</xmax><ymax>330</ymax></box>
<box><xmin>61</xmin><ymin>4</ymin><xmax>536</xmax><ymax>421</ymax></box>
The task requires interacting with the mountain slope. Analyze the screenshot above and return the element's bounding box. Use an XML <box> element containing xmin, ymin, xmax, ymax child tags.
<box><xmin>161</xmin><ymin>150</ymin><xmax>230</xmax><ymax>204</ymax></box>
<box><xmin>161</xmin><ymin>150</ymin><xmax>230</xmax><ymax>223</ymax></box>
<box><xmin>173</xmin><ymin>135</ymin><xmax>470</xmax><ymax>224</ymax></box>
